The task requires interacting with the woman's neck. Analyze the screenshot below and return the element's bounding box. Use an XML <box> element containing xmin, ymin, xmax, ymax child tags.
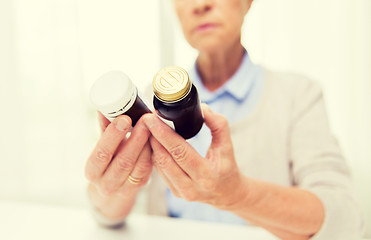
<box><xmin>196</xmin><ymin>42</ymin><xmax>245</xmax><ymax>92</ymax></box>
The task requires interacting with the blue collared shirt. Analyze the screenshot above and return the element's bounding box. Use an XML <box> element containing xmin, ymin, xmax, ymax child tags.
<box><xmin>166</xmin><ymin>52</ymin><xmax>264</xmax><ymax>224</ymax></box>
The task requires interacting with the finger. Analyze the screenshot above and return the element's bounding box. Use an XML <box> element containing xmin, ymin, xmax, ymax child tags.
<box><xmin>150</xmin><ymin>138</ymin><xmax>182</xmax><ymax>198</ymax></box>
<box><xmin>98</xmin><ymin>111</ymin><xmax>111</xmax><ymax>133</ymax></box>
<box><xmin>85</xmin><ymin>115</ymin><xmax>132</xmax><ymax>183</ymax></box>
<box><xmin>149</xmin><ymin>136</ymin><xmax>191</xmax><ymax>195</ymax></box>
<box><xmin>155</xmin><ymin>168</ymin><xmax>181</xmax><ymax>198</ymax></box>
<box><xmin>126</xmin><ymin>142</ymin><xmax>152</xmax><ymax>187</ymax></box>
<box><xmin>143</xmin><ymin>114</ymin><xmax>207</xmax><ymax>179</ymax></box>
<box><xmin>117</xmin><ymin>143</ymin><xmax>181</xmax><ymax>198</ymax></box>
<box><xmin>202</xmin><ymin>103</ymin><xmax>231</xmax><ymax>148</ymax></box>
<box><xmin>155</xmin><ymin>168</ymin><xmax>181</xmax><ymax>199</ymax></box>
<box><xmin>114</xmin><ymin>142</ymin><xmax>154</xmax><ymax>197</ymax></box>
<box><xmin>99</xmin><ymin>119</ymin><xmax>151</xmax><ymax>195</ymax></box>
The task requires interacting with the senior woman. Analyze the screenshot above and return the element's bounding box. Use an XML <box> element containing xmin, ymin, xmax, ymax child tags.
<box><xmin>85</xmin><ymin>0</ymin><xmax>364</xmax><ymax>239</ymax></box>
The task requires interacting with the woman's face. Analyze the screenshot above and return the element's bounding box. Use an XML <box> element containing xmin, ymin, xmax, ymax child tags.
<box><xmin>174</xmin><ymin>0</ymin><xmax>252</xmax><ymax>53</ymax></box>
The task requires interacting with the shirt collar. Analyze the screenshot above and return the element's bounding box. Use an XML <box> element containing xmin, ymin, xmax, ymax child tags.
<box><xmin>188</xmin><ymin>51</ymin><xmax>260</xmax><ymax>103</ymax></box>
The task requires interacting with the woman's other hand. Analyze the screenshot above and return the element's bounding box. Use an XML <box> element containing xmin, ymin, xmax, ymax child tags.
<box><xmin>85</xmin><ymin>113</ymin><xmax>152</xmax><ymax>221</ymax></box>
<box><xmin>143</xmin><ymin>104</ymin><xmax>247</xmax><ymax>210</ymax></box>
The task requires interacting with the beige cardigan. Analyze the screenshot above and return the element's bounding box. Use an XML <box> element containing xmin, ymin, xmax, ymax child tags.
<box><xmin>144</xmin><ymin>69</ymin><xmax>364</xmax><ymax>239</ymax></box>
<box><xmin>92</xmin><ymin>69</ymin><xmax>364</xmax><ymax>239</ymax></box>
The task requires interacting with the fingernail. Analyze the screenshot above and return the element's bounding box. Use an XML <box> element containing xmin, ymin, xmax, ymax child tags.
<box><xmin>115</xmin><ymin>117</ymin><xmax>130</xmax><ymax>132</ymax></box>
<box><xmin>143</xmin><ymin>114</ymin><xmax>156</xmax><ymax>129</ymax></box>
<box><xmin>202</xmin><ymin>103</ymin><xmax>212</xmax><ymax>113</ymax></box>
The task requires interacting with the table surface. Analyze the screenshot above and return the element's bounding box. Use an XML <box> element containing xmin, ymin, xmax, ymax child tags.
<box><xmin>0</xmin><ymin>201</ymin><xmax>369</xmax><ymax>240</ymax></box>
<box><xmin>0</xmin><ymin>201</ymin><xmax>280</xmax><ymax>240</ymax></box>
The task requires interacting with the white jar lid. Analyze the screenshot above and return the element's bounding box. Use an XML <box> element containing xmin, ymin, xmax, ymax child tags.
<box><xmin>90</xmin><ymin>71</ymin><xmax>136</xmax><ymax>115</ymax></box>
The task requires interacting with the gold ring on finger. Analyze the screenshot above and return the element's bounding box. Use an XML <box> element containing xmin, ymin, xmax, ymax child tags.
<box><xmin>128</xmin><ymin>175</ymin><xmax>143</xmax><ymax>185</ymax></box>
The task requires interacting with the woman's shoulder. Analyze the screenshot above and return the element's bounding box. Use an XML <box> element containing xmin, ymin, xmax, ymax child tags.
<box><xmin>263</xmin><ymin>67</ymin><xmax>322</xmax><ymax>93</ymax></box>
<box><xmin>262</xmin><ymin>67</ymin><xmax>323</xmax><ymax>103</ymax></box>
<box><xmin>260</xmin><ymin>67</ymin><xmax>325</xmax><ymax>121</ymax></box>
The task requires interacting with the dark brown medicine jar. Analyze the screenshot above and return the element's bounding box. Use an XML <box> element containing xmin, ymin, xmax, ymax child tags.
<box><xmin>152</xmin><ymin>66</ymin><xmax>204</xmax><ymax>139</ymax></box>
<box><xmin>90</xmin><ymin>71</ymin><xmax>151</xmax><ymax>126</ymax></box>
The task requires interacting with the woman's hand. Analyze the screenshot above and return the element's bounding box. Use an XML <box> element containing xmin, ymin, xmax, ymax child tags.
<box><xmin>85</xmin><ymin>113</ymin><xmax>152</xmax><ymax>221</ymax></box>
<box><xmin>143</xmin><ymin>104</ymin><xmax>247</xmax><ymax>210</ymax></box>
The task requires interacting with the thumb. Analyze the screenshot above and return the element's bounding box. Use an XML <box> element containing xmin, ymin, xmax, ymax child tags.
<box><xmin>202</xmin><ymin>103</ymin><xmax>231</xmax><ymax>147</ymax></box>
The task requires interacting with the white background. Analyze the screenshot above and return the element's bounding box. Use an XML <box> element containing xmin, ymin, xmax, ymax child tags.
<box><xmin>0</xmin><ymin>0</ymin><xmax>370</xmax><ymax>237</ymax></box>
